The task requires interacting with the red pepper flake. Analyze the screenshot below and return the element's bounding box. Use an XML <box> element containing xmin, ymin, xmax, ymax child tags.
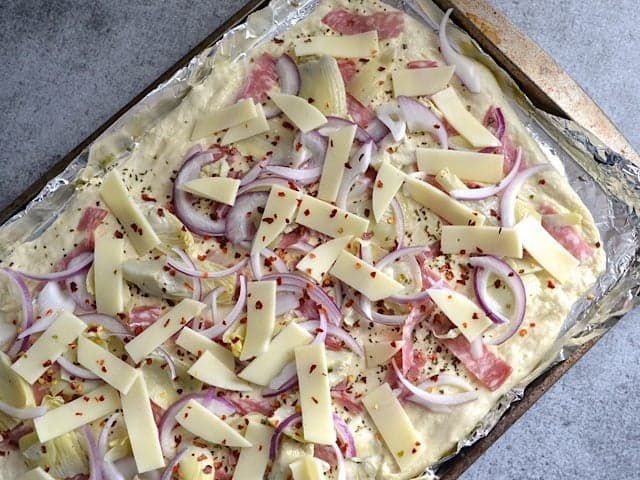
<box><xmin>278</xmin><ymin>191</ymin><xmax>286</xmax><ymax>197</ymax></box>
<box><xmin>519</xmin><ymin>329</ymin><xmax>528</xmax><ymax>337</ymax></box>
<box><xmin>472</xmin><ymin>312</ymin><xmax>479</xmax><ymax>320</ymax></box>
<box><xmin>75</xmin><ymin>412</ymin><xmax>83</xmax><ymax>416</ymax></box>
<box><xmin>309</xmin><ymin>364</ymin><xmax>317</xmax><ymax>374</ymax></box>
<box><xmin>370</xmin><ymin>271</ymin><xmax>377</xmax><ymax>278</ymax></box>
<box><xmin>329</xmin><ymin>209</ymin><xmax>338</xmax><ymax>218</ymax></box>
<box><xmin>595</xmin><ymin>241</ymin><xmax>601</xmax><ymax>248</ymax></box>
<box><xmin>141</xmin><ymin>192</ymin><xmax>157</xmax><ymax>202</ymax></box>
<box><xmin>547</xmin><ymin>280</ymin><xmax>556</xmax><ymax>289</ymax></box>
<box><xmin>311</xmin><ymin>396</ymin><xmax>319</xmax><ymax>404</ymax></box>
<box><xmin>42</xmin><ymin>359</ymin><xmax>52</xmax><ymax>368</ymax></box>
<box><xmin>263</xmin><ymin>217</ymin><xmax>274</xmax><ymax>224</ymax></box>
<box><xmin>529</xmin><ymin>322</ymin><xmax>536</xmax><ymax>328</ymax></box>
<box><xmin>538</xmin><ymin>179</ymin><xmax>546</xmax><ymax>185</ymax></box>
<box><xmin>255</xmin><ymin>300</ymin><xmax>263</xmax><ymax>310</ymax></box>
<box><xmin>157</xmin><ymin>208</ymin><xmax>165</xmax><ymax>217</ymax></box>
<box><xmin>303</xmin><ymin>208</ymin><xmax>310</xmax><ymax>216</ymax></box>
<box><xmin>376</xmin><ymin>180</ymin><xmax>384</xmax><ymax>188</ymax></box>
<box><xmin>355</xmin><ymin>262</ymin><xmax>362</xmax><ymax>270</ymax></box>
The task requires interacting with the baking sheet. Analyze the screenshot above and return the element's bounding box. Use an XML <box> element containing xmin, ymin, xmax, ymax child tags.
<box><xmin>1</xmin><ymin>0</ymin><xmax>638</xmax><ymax>478</ymax></box>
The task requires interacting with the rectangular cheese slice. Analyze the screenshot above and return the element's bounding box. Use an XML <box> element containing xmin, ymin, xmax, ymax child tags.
<box><xmin>431</xmin><ymin>87</ymin><xmax>500</xmax><ymax>148</ymax></box>
<box><xmin>238</xmin><ymin>322</ymin><xmax>313</xmax><ymax>386</ymax></box>
<box><xmin>94</xmin><ymin>231</ymin><xmax>125</xmax><ymax>316</ymax></box>
<box><xmin>440</xmin><ymin>225</ymin><xmax>523</xmax><ymax>258</ymax></box>
<box><xmin>361</xmin><ymin>383</ymin><xmax>423</xmax><ymax>471</ymax></box>
<box><xmin>296</xmin><ymin>235</ymin><xmax>352</xmax><ymax>282</ymax></box>
<box><xmin>23</xmin><ymin>468</ymin><xmax>56</xmax><ymax>480</ymax></box>
<box><xmin>372</xmin><ymin>161</ymin><xmax>406</xmax><ymax>222</ymax></box>
<box><xmin>317</xmin><ymin>124</ymin><xmax>357</xmax><ymax>202</ymax></box>
<box><xmin>269</xmin><ymin>93</ymin><xmax>327</xmax><ymax>133</ymax></box>
<box><xmin>348</xmin><ymin>57</ymin><xmax>389</xmax><ymax>105</ymax></box>
<box><xmin>515</xmin><ymin>216</ymin><xmax>580</xmax><ymax>283</ymax></box>
<box><xmin>427</xmin><ymin>288</ymin><xmax>493</xmax><ymax>341</ymax></box>
<box><xmin>241</xmin><ymin>280</ymin><xmax>277</xmax><ymax>360</ymax></box>
<box><xmin>404</xmin><ymin>176</ymin><xmax>485</xmax><ymax>226</ymax></box>
<box><xmin>290</xmin><ymin>455</ymin><xmax>325</xmax><ymax>480</ymax></box>
<box><xmin>330</xmin><ymin>250</ymin><xmax>404</xmax><ymax>301</ymax></box>
<box><xmin>391</xmin><ymin>66</ymin><xmax>455</xmax><ymax>97</ymax></box>
<box><xmin>416</xmin><ymin>148</ymin><xmax>504</xmax><ymax>183</ymax></box>
<box><xmin>295</xmin><ymin>31</ymin><xmax>379</xmax><ymax>58</ymax></box>
<box><xmin>176</xmin><ymin>399</ymin><xmax>252</xmax><ymax>447</ymax></box>
<box><xmin>191</xmin><ymin>98</ymin><xmax>258</xmax><ymax>140</ymax></box>
<box><xmin>175</xmin><ymin>326</ymin><xmax>235</xmax><ymax>370</ymax></box>
<box><xmin>12</xmin><ymin>311</ymin><xmax>87</xmax><ymax>384</ymax></box>
<box><xmin>232</xmin><ymin>421</ymin><xmax>274</xmax><ymax>480</ymax></box>
<box><xmin>121</xmin><ymin>375</ymin><xmax>165</xmax><ymax>473</ymax></box>
<box><xmin>295</xmin><ymin>343</ymin><xmax>336</xmax><ymax>445</ymax></box>
<box><xmin>221</xmin><ymin>103</ymin><xmax>269</xmax><ymax>145</ymax></box>
<box><xmin>180</xmin><ymin>177</ymin><xmax>240</xmax><ymax>205</ymax></box>
<box><xmin>99</xmin><ymin>169</ymin><xmax>161</xmax><ymax>255</ymax></box>
<box><xmin>188</xmin><ymin>350</ymin><xmax>252</xmax><ymax>391</ymax></box>
<box><xmin>251</xmin><ymin>186</ymin><xmax>301</xmax><ymax>255</ymax></box>
<box><xmin>365</xmin><ymin>340</ymin><xmax>404</xmax><ymax>368</ymax></box>
<box><xmin>125</xmin><ymin>299</ymin><xmax>206</xmax><ymax>364</ymax></box>
<box><xmin>77</xmin><ymin>335</ymin><xmax>138</xmax><ymax>394</ymax></box>
<box><xmin>34</xmin><ymin>385</ymin><xmax>119</xmax><ymax>443</ymax></box>
<box><xmin>296</xmin><ymin>194</ymin><xmax>369</xmax><ymax>238</ymax></box>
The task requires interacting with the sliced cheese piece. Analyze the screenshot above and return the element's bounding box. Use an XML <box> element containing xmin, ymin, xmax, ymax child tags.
<box><xmin>189</xmin><ymin>350</ymin><xmax>252</xmax><ymax>391</ymax></box>
<box><xmin>295</xmin><ymin>194</ymin><xmax>369</xmax><ymax>238</ymax></box>
<box><xmin>440</xmin><ymin>225</ymin><xmax>523</xmax><ymax>258</ymax></box>
<box><xmin>404</xmin><ymin>176</ymin><xmax>485</xmax><ymax>226</ymax></box>
<box><xmin>427</xmin><ymin>288</ymin><xmax>493</xmax><ymax>341</ymax></box>
<box><xmin>94</xmin><ymin>231</ymin><xmax>125</xmax><ymax>316</ymax></box>
<box><xmin>392</xmin><ymin>66</ymin><xmax>455</xmax><ymax>97</ymax></box>
<box><xmin>269</xmin><ymin>93</ymin><xmax>327</xmax><ymax>133</ymax></box>
<box><xmin>317</xmin><ymin>125</ymin><xmax>357</xmax><ymax>202</ymax></box>
<box><xmin>348</xmin><ymin>57</ymin><xmax>390</xmax><ymax>105</ymax></box>
<box><xmin>238</xmin><ymin>322</ymin><xmax>313</xmax><ymax>386</ymax></box>
<box><xmin>23</xmin><ymin>467</ymin><xmax>56</xmax><ymax>480</ymax></box>
<box><xmin>515</xmin><ymin>216</ymin><xmax>580</xmax><ymax>283</ymax></box>
<box><xmin>191</xmin><ymin>98</ymin><xmax>258</xmax><ymax>140</ymax></box>
<box><xmin>34</xmin><ymin>385</ymin><xmax>119</xmax><ymax>443</ymax></box>
<box><xmin>295</xmin><ymin>343</ymin><xmax>335</xmax><ymax>444</ymax></box>
<box><xmin>77</xmin><ymin>335</ymin><xmax>138</xmax><ymax>394</ymax></box>
<box><xmin>121</xmin><ymin>375</ymin><xmax>165</xmax><ymax>473</ymax></box>
<box><xmin>365</xmin><ymin>340</ymin><xmax>404</xmax><ymax>368</ymax></box>
<box><xmin>372</xmin><ymin>161</ymin><xmax>406</xmax><ymax>222</ymax></box>
<box><xmin>221</xmin><ymin>103</ymin><xmax>269</xmax><ymax>145</ymax></box>
<box><xmin>180</xmin><ymin>177</ymin><xmax>240</xmax><ymax>205</ymax></box>
<box><xmin>252</xmin><ymin>186</ymin><xmax>301</xmax><ymax>255</ymax></box>
<box><xmin>241</xmin><ymin>280</ymin><xmax>277</xmax><ymax>360</ymax></box>
<box><xmin>176</xmin><ymin>327</ymin><xmax>234</xmax><ymax>370</ymax></box>
<box><xmin>176</xmin><ymin>399</ymin><xmax>252</xmax><ymax>448</ymax></box>
<box><xmin>416</xmin><ymin>148</ymin><xmax>504</xmax><ymax>183</ymax></box>
<box><xmin>542</xmin><ymin>212</ymin><xmax>583</xmax><ymax>226</ymax></box>
<box><xmin>296</xmin><ymin>235</ymin><xmax>352</xmax><ymax>282</ymax></box>
<box><xmin>12</xmin><ymin>311</ymin><xmax>87</xmax><ymax>384</ymax></box>
<box><xmin>290</xmin><ymin>455</ymin><xmax>325</xmax><ymax>480</ymax></box>
<box><xmin>295</xmin><ymin>31</ymin><xmax>379</xmax><ymax>58</ymax></box>
<box><xmin>330</xmin><ymin>250</ymin><xmax>403</xmax><ymax>301</ymax></box>
<box><xmin>431</xmin><ymin>87</ymin><xmax>500</xmax><ymax>148</ymax></box>
<box><xmin>361</xmin><ymin>383</ymin><xmax>423</xmax><ymax>471</ymax></box>
<box><xmin>232</xmin><ymin>421</ymin><xmax>274</xmax><ymax>480</ymax></box>
<box><xmin>435</xmin><ymin>168</ymin><xmax>467</xmax><ymax>193</ymax></box>
<box><xmin>99</xmin><ymin>169</ymin><xmax>161</xmax><ymax>255</ymax></box>
<box><xmin>125</xmin><ymin>299</ymin><xmax>206</xmax><ymax>364</ymax></box>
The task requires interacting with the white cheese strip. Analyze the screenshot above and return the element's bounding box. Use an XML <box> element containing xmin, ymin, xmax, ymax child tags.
<box><xmin>391</xmin><ymin>66</ymin><xmax>455</xmax><ymax>97</ymax></box>
<box><xmin>361</xmin><ymin>383</ymin><xmax>423</xmax><ymax>471</ymax></box>
<box><xmin>188</xmin><ymin>350</ymin><xmax>252</xmax><ymax>391</ymax></box>
<box><xmin>180</xmin><ymin>177</ymin><xmax>240</xmax><ymax>205</ymax></box>
<box><xmin>34</xmin><ymin>385</ymin><xmax>119</xmax><ymax>443</ymax></box>
<box><xmin>435</xmin><ymin>168</ymin><xmax>467</xmax><ymax>193</ymax></box>
<box><xmin>125</xmin><ymin>299</ymin><xmax>206</xmax><ymax>364</ymax></box>
<box><xmin>372</xmin><ymin>161</ymin><xmax>406</xmax><ymax>222</ymax></box>
<box><xmin>239</xmin><ymin>322</ymin><xmax>313</xmax><ymax>386</ymax></box>
<box><xmin>330</xmin><ymin>250</ymin><xmax>404</xmax><ymax>301</ymax></box>
<box><xmin>232</xmin><ymin>421</ymin><xmax>274</xmax><ymax>480</ymax></box>
<box><xmin>317</xmin><ymin>125</ymin><xmax>357</xmax><ymax>202</ymax></box>
<box><xmin>295</xmin><ymin>194</ymin><xmax>369</xmax><ymax>238</ymax></box>
<box><xmin>12</xmin><ymin>311</ymin><xmax>87</xmax><ymax>384</ymax></box>
<box><xmin>296</xmin><ymin>235</ymin><xmax>352</xmax><ymax>282</ymax></box>
<box><xmin>515</xmin><ymin>216</ymin><xmax>580</xmax><ymax>283</ymax></box>
<box><xmin>252</xmin><ymin>186</ymin><xmax>301</xmax><ymax>255</ymax></box>
<box><xmin>241</xmin><ymin>280</ymin><xmax>277</xmax><ymax>360</ymax></box>
<box><xmin>269</xmin><ymin>93</ymin><xmax>327</xmax><ymax>133</ymax></box>
<box><xmin>99</xmin><ymin>169</ymin><xmax>161</xmax><ymax>255</ymax></box>
<box><xmin>295</xmin><ymin>343</ymin><xmax>336</xmax><ymax>444</ymax></box>
<box><xmin>23</xmin><ymin>467</ymin><xmax>56</xmax><ymax>480</ymax></box>
<box><xmin>416</xmin><ymin>148</ymin><xmax>504</xmax><ymax>183</ymax></box>
<box><xmin>348</xmin><ymin>57</ymin><xmax>389</xmax><ymax>106</ymax></box>
<box><xmin>295</xmin><ymin>31</ymin><xmax>379</xmax><ymax>58</ymax></box>
<box><xmin>221</xmin><ymin>103</ymin><xmax>269</xmax><ymax>145</ymax></box>
<box><xmin>431</xmin><ymin>87</ymin><xmax>500</xmax><ymax>148</ymax></box>
<box><xmin>121</xmin><ymin>374</ymin><xmax>165</xmax><ymax>473</ymax></box>
<box><xmin>542</xmin><ymin>212</ymin><xmax>583</xmax><ymax>226</ymax></box>
<box><xmin>176</xmin><ymin>399</ymin><xmax>252</xmax><ymax>447</ymax></box>
<box><xmin>191</xmin><ymin>98</ymin><xmax>258</xmax><ymax>140</ymax></box>
<box><xmin>77</xmin><ymin>335</ymin><xmax>138</xmax><ymax>394</ymax></box>
<box><xmin>176</xmin><ymin>326</ymin><xmax>235</xmax><ymax>370</ymax></box>
<box><xmin>427</xmin><ymin>288</ymin><xmax>493</xmax><ymax>341</ymax></box>
<box><xmin>404</xmin><ymin>176</ymin><xmax>485</xmax><ymax>226</ymax></box>
<box><xmin>365</xmin><ymin>340</ymin><xmax>404</xmax><ymax>368</ymax></box>
<box><xmin>94</xmin><ymin>231</ymin><xmax>125</xmax><ymax>316</ymax></box>
<box><xmin>290</xmin><ymin>455</ymin><xmax>326</xmax><ymax>480</ymax></box>
<box><xmin>440</xmin><ymin>225</ymin><xmax>523</xmax><ymax>258</ymax></box>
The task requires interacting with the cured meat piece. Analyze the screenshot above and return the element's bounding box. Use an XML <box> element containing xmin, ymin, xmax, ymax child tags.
<box><xmin>347</xmin><ymin>94</ymin><xmax>376</xmax><ymax>129</ymax></box>
<box><xmin>336</xmin><ymin>58</ymin><xmax>358</xmax><ymax>83</ymax></box>
<box><xmin>77</xmin><ymin>207</ymin><xmax>108</xmax><ymax>232</ymax></box>
<box><xmin>128</xmin><ymin>305</ymin><xmax>162</xmax><ymax>334</ymax></box>
<box><xmin>237</xmin><ymin>52</ymin><xmax>278</xmax><ymax>103</ymax></box>
<box><xmin>407</xmin><ymin>60</ymin><xmax>439</xmax><ymax>69</ymax></box>
<box><xmin>539</xmin><ymin>205</ymin><xmax>594</xmax><ymax>261</ymax></box>
<box><xmin>322</xmin><ymin>9</ymin><xmax>404</xmax><ymax>39</ymax></box>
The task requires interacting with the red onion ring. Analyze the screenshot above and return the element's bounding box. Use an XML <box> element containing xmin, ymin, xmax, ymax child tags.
<box><xmin>155</xmin><ymin>347</ymin><xmax>177</xmax><ymax>380</ymax></box>
<box><xmin>202</xmin><ymin>286</ymin><xmax>224</xmax><ymax>329</ymax></box>
<box><xmin>277</xmin><ymin>54</ymin><xmax>301</xmax><ymax>95</ymax></box>
<box><xmin>262</xmin><ymin>248</ymin><xmax>289</xmax><ymax>274</ymax></box>
<box><xmin>346</xmin><ymin>288</ymin><xmax>406</xmax><ymax>326</ymax></box>
<box><xmin>332</xmin><ymin>414</ymin><xmax>357</xmax><ymax>458</ymax></box>
<box><xmin>364</xmin><ymin>118</ymin><xmax>390</xmax><ymax>143</ymax></box>
<box><xmin>335</xmin><ymin>140</ymin><xmax>373</xmax><ymax>210</ymax></box>
<box><xmin>439</xmin><ymin>9</ymin><xmax>481</xmax><ymax>93</ymax></box>
<box><xmin>14</xmin><ymin>252</ymin><xmax>93</xmax><ymax>282</ymax></box>
<box><xmin>82</xmin><ymin>425</ymin><xmax>103</xmax><ymax>480</ymax></box>
<box><xmin>172</xmin><ymin>248</ymin><xmax>202</xmax><ymax>301</ymax></box>
<box><xmin>237</xmin><ymin>177</ymin><xmax>292</xmax><ymax>196</ymax></box>
<box><xmin>166</xmin><ymin>255</ymin><xmax>248</xmax><ymax>280</ymax></box>
<box><xmin>331</xmin><ymin>443</ymin><xmax>347</xmax><ymax>480</ymax></box>
<box><xmin>500</xmin><ymin>163</ymin><xmax>552</xmax><ymax>227</ymax></box>
<box><xmin>78</xmin><ymin>313</ymin><xmax>130</xmax><ymax>334</ymax></box>
<box><xmin>64</xmin><ymin>254</ymin><xmax>95</xmax><ymax>311</ymax></box>
<box><xmin>225</xmin><ymin>192</ymin><xmax>269</xmax><ymax>248</ymax></box>
<box><xmin>98</xmin><ymin>413</ymin><xmax>126</xmax><ymax>480</ymax></box>
<box><xmin>376</xmin><ymin>103</ymin><xmax>406</xmax><ymax>142</ymax></box>
<box><xmin>262</xmin><ymin>361</ymin><xmax>298</xmax><ymax>398</ymax></box>
<box><xmin>0</xmin><ymin>399</ymin><xmax>48</xmax><ymax>420</ymax></box>
<box><xmin>275</xmin><ymin>292</ymin><xmax>301</xmax><ymax>316</ymax></box>
<box><xmin>375</xmin><ymin>245</ymin><xmax>433</xmax><ymax>270</ymax></box>
<box><xmin>199</xmin><ymin>274</ymin><xmax>247</xmax><ymax>339</ymax></box>
<box><xmin>287</xmin><ymin>241</ymin><xmax>314</xmax><ymax>253</ymax></box>
<box><xmin>240</xmin><ymin>159</ymin><xmax>267</xmax><ymax>186</ymax></box>
<box><xmin>262</xmin><ymin>165</ymin><xmax>322</xmax><ymax>185</ymax></box>
<box><xmin>57</xmin><ymin>356</ymin><xmax>100</xmax><ymax>380</ymax></box>
<box><xmin>397</xmin><ymin>96</ymin><xmax>448</xmax><ymax>149</ymax></box>
<box><xmin>298</xmin><ymin>320</ymin><xmax>362</xmax><ymax>356</ymax></box>
<box><xmin>1</xmin><ymin>268</ymin><xmax>34</xmax><ymax>358</ymax></box>
<box><xmin>317</xmin><ymin>116</ymin><xmax>371</xmax><ymax>144</ymax></box>
<box><xmin>269</xmin><ymin>412</ymin><xmax>302</xmax><ymax>459</ymax></box>
<box><xmin>300</xmin><ymin>130</ymin><xmax>328</xmax><ymax>169</ymax></box>
<box><xmin>401</xmin><ymin>307</ymin><xmax>421</xmax><ymax>375</ymax></box>
<box><xmin>160</xmin><ymin>448</ymin><xmax>188</xmax><ymax>480</ymax></box>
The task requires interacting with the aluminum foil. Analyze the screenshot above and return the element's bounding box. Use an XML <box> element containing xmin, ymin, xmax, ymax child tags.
<box><xmin>1</xmin><ymin>0</ymin><xmax>638</xmax><ymax>477</ymax></box>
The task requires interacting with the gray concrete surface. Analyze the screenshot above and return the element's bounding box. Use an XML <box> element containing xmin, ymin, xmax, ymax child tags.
<box><xmin>0</xmin><ymin>1</ymin><xmax>638</xmax><ymax>479</ymax></box>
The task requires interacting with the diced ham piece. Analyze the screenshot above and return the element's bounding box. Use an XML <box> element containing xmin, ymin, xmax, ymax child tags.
<box><xmin>325</xmin><ymin>334</ymin><xmax>344</xmax><ymax>352</ymax></box>
<box><xmin>150</xmin><ymin>400</ymin><xmax>165</xmax><ymax>426</ymax></box>
<box><xmin>401</xmin><ymin>308</ymin><xmax>421</xmax><ymax>376</ymax></box>
<box><xmin>322</xmin><ymin>9</ymin><xmax>405</xmax><ymax>40</ymax></box>
<box><xmin>237</xmin><ymin>52</ymin><xmax>278</xmax><ymax>103</ymax></box>
<box><xmin>538</xmin><ymin>205</ymin><xmax>594</xmax><ymax>261</ymax></box>
<box><xmin>347</xmin><ymin>94</ymin><xmax>376</xmax><ymax>129</ymax></box>
<box><xmin>222</xmin><ymin>394</ymin><xmax>277</xmax><ymax>417</ymax></box>
<box><xmin>77</xmin><ymin>207</ymin><xmax>108</xmax><ymax>232</ymax></box>
<box><xmin>337</xmin><ymin>58</ymin><xmax>358</xmax><ymax>83</ymax></box>
<box><xmin>314</xmin><ymin>443</ymin><xmax>337</xmax><ymax>464</ymax></box>
<box><xmin>128</xmin><ymin>306</ymin><xmax>162</xmax><ymax>335</ymax></box>
<box><xmin>331</xmin><ymin>381</ymin><xmax>363</xmax><ymax>414</ymax></box>
<box><xmin>407</xmin><ymin>60</ymin><xmax>439</xmax><ymax>69</ymax></box>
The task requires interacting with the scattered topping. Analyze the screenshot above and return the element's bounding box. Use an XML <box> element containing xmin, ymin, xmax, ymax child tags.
<box><xmin>417</xmin><ymin>148</ymin><xmax>504</xmax><ymax>184</ymax></box>
<box><xmin>330</xmin><ymin>250</ymin><xmax>404</xmax><ymax>301</ymax></box>
<box><xmin>372</xmin><ymin>161</ymin><xmax>406</xmax><ymax>222</ymax></box>
<box><xmin>296</xmin><ymin>235</ymin><xmax>352</xmax><ymax>282</ymax></box>
<box><xmin>440</xmin><ymin>225</ymin><xmax>523</xmax><ymax>258</ymax></box>
<box><xmin>392</xmin><ymin>66</ymin><xmax>455</xmax><ymax>97</ymax></box>
<box><xmin>77</xmin><ymin>335</ymin><xmax>138</xmax><ymax>394</ymax></box>
<box><xmin>251</xmin><ymin>186</ymin><xmax>301</xmax><ymax>255</ymax></box>
<box><xmin>179</xmin><ymin>176</ymin><xmax>240</xmax><ymax>206</ymax></box>
<box><xmin>322</xmin><ymin>9</ymin><xmax>404</xmax><ymax>39</ymax></box>
<box><xmin>427</xmin><ymin>288</ymin><xmax>493</xmax><ymax>342</ymax></box>
<box><xmin>176</xmin><ymin>399</ymin><xmax>252</xmax><ymax>448</ymax></box>
<box><xmin>191</xmin><ymin>98</ymin><xmax>259</xmax><ymax>140</ymax></box>
<box><xmin>240</xmin><ymin>280</ymin><xmax>277</xmax><ymax>360</ymax></box>
<box><xmin>222</xmin><ymin>103</ymin><xmax>270</xmax><ymax>145</ymax></box>
<box><xmin>232</xmin><ymin>421</ymin><xmax>274</xmax><ymax>479</ymax></box>
<box><xmin>295</xmin><ymin>31</ymin><xmax>380</xmax><ymax>58</ymax></box>
<box><xmin>295</xmin><ymin>194</ymin><xmax>369</xmax><ymax>238</ymax></box>
<box><xmin>93</xmin><ymin>228</ymin><xmax>126</xmax><ymax>316</ymax></box>
<box><xmin>318</xmin><ymin>124</ymin><xmax>357</xmax><ymax>202</ymax></box>
<box><xmin>188</xmin><ymin>350</ymin><xmax>252</xmax><ymax>391</ymax></box>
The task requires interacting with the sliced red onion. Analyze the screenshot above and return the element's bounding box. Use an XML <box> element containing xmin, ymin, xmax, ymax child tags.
<box><xmin>240</xmin><ymin>159</ymin><xmax>267</xmax><ymax>186</ymax></box>
<box><xmin>388</xmin><ymin>289</ymin><xmax>432</xmax><ymax>304</ymax></box>
<box><xmin>65</xmin><ymin>254</ymin><xmax>95</xmax><ymax>311</ymax></box>
<box><xmin>277</xmin><ymin>54</ymin><xmax>301</xmax><ymax>95</ymax></box>
<box><xmin>160</xmin><ymin>448</ymin><xmax>188</xmax><ymax>480</ymax></box>
<box><xmin>237</xmin><ymin>177</ymin><xmax>292</xmax><ymax>196</ymax></box>
<box><xmin>413</xmin><ymin>373</ymin><xmax>478</xmax><ymax>413</ymax></box>
<box><xmin>332</xmin><ymin>414</ymin><xmax>357</xmax><ymax>458</ymax></box>
<box><xmin>375</xmin><ymin>104</ymin><xmax>406</xmax><ymax>142</ymax></box>
<box><xmin>57</xmin><ymin>356</ymin><xmax>100</xmax><ymax>380</ymax></box>
<box><xmin>390</xmin><ymin>198</ymin><xmax>405</xmax><ymax>249</ymax></box>
<box><xmin>347</xmin><ymin>175</ymin><xmax>372</xmax><ymax>198</ymax></box>
<box><xmin>439</xmin><ymin>9</ymin><xmax>481</xmax><ymax>93</ymax></box>
<box><xmin>275</xmin><ymin>292</ymin><xmax>300</xmax><ymax>316</ymax></box>
<box><xmin>483</xmin><ymin>106</ymin><xmax>506</xmax><ymax>141</ymax></box>
<box><xmin>38</xmin><ymin>280</ymin><xmax>75</xmax><ymax>317</ymax></box>
<box><xmin>250</xmin><ymin>251</ymin><xmax>263</xmax><ymax>281</ymax></box>
<box><xmin>375</xmin><ymin>245</ymin><xmax>433</xmax><ymax>270</ymax></box>
<box><xmin>470</xmin><ymin>255</ymin><xmax>526</xmax><ymax>345</ymax></box>
<box><xmin>200</xmin><ymin>274</ymin><xmax>247</xmax><ymax>339</ymax></box>
<box><xmin>262</xmin><ymin>248</ymin><xmax>288</xmax><ymax>273</ymax></box>
<box><xmin>331</xmin><ymin>443</ymin><xmax>347</xmax><ymax>480</ymax></box>
<box><xmin>397</xmin><ymin>96</ymin><xmax>448</xmax><ymax>149</ymax></box>
<box><xmin>500</xmin><ymin>163</ymin><xmax>551</xmax><ymax>227</ymax></box>
<box><xmin>262</xmin><ymin>361</ymin><xmax>298</xmax><ymax>397</ymax></box>
<box><xmin>300</xmin><ymin>130</ymin><xmax>328</xmax><ymax>169</ymax></box>
<box><xmin>269</xmin><ymin>412</ymin><xmax>302</xmax><ymax>459</ymax></box>
<box><xmin>286</xmin><ymin>241</ymin><xmax>314</xmax><ymax>253</ymax></box>
<box><xmin>335</xmin><ymin>140</ymin><xmax>373</xmax><ymax>210</ymax></box>
<box><xmin>317</xmin><ymin>116</ymin><xmax>371</xmax><ymax>143</ymax></box>
<box><xmin>78</xmin><ymin>313</ymin><xmax>129</xmax><ymax>334</ymax></box>
<box><xmin>155</xmin><ymin>347</ymin><xmax>177</xmax><ymax>380</ymax></box>
<box><xmin>98</xmin><ymin>413</ymin><xmax>125</xmax><ymax>480</ymax></box>
<box><xmin>172</xmin><ymin>248</ymin><xmax>202</xmax><ymax>301</ymax></box>
<box><xmin>1</xmin><ymin>268</ymin><xmax>34</xmax><ymax>358</ymax></box>
<box><xmin>0</xmin><ymin>399</ymin><xmax>48</xmax><ymax>420</ymax></box>
<box><xmin>290</xmin><ymin>132</ymin><xmax>311</xmax><ymax>168</ymax></box>
<box><xmin>298</xmin><ymin>320</ymin><xmax>363</xmax><ymax>357</ymax></box>
<box><xmin>365</xmin><ymin>118</ymin><xmax>391</xmax><ymax>143</ymax></box>
<box><xmin>263</xmin><ymin>165</ymin><xmax>322</xmax><ymax>185</ymax></box>
<box><xmin>203</xmin><ymin>286</ymin><xmax>225</xmax><ymax>328</ymax></box>
<box><xmin>167</xmin><ymin>254</ymin><xmax>248</xmax><ymax>280</ymax></box>
<box><xmin>15</xmin><ymin>253</ymin><xmax>93</xmax><ymax>282</ymax></box>
<box><xmin>17</xmin><ymin>314</ymin><xmax>55</xmax><ymax>340</ymax></box>
<box><xmin>225</xmin><ymin>192</ymin><xmax>269</xmax><ymax>248</ymax></box>
<box><xmin>451</xmin><ymin>146</ymin><xmax>523</xmax><ymax>201</ymax></box>
<box><xmin>352</xmin><ymin>291</ymin><xmax>407</xmax><ymax>326</ymax></box>
<box><xmin>312</xmin><ymin>310</ymin><xmax>328</xmax><ymax>346</ymax></box>
<box><xmin>82</xmin><ymin>425</ymin><xmax>103</xmax><ymax>480</ymax></box>
<box><xmin>262</xmin><ymin>375</ymin><xmax>298</xmax><ymax>398</ymax></box>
